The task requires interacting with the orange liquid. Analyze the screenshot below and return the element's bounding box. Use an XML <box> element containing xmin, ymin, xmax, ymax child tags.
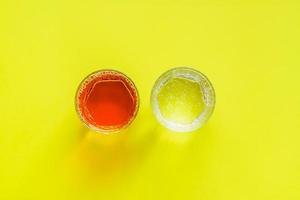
<box><xmin>77</xmin><ymin>71</ymin><xmax>138</xmax><ymax>131</ymax></box>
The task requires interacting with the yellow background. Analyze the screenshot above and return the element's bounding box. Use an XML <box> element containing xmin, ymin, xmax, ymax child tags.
<box><xmin>0</xmin><ymin>1</ymin><xmax>300</xmax><ymax>199</ymax></box>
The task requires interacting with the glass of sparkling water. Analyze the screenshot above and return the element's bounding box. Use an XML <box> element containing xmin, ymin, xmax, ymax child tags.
<box><xmin>151</xmin><ymin>67</ymin><xmax>215</xmax><ymax>132</ymax></box>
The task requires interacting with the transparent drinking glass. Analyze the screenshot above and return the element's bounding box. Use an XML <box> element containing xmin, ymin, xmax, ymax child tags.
<box><xmin>75</xmin><ymin>69</ymin><xmax>139</xmax><ymax>133</ymax></box>
<box><xmin>151</xmin><ymin>67</ymin><xmax>215</xmax><ymax>132</ymax></box>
